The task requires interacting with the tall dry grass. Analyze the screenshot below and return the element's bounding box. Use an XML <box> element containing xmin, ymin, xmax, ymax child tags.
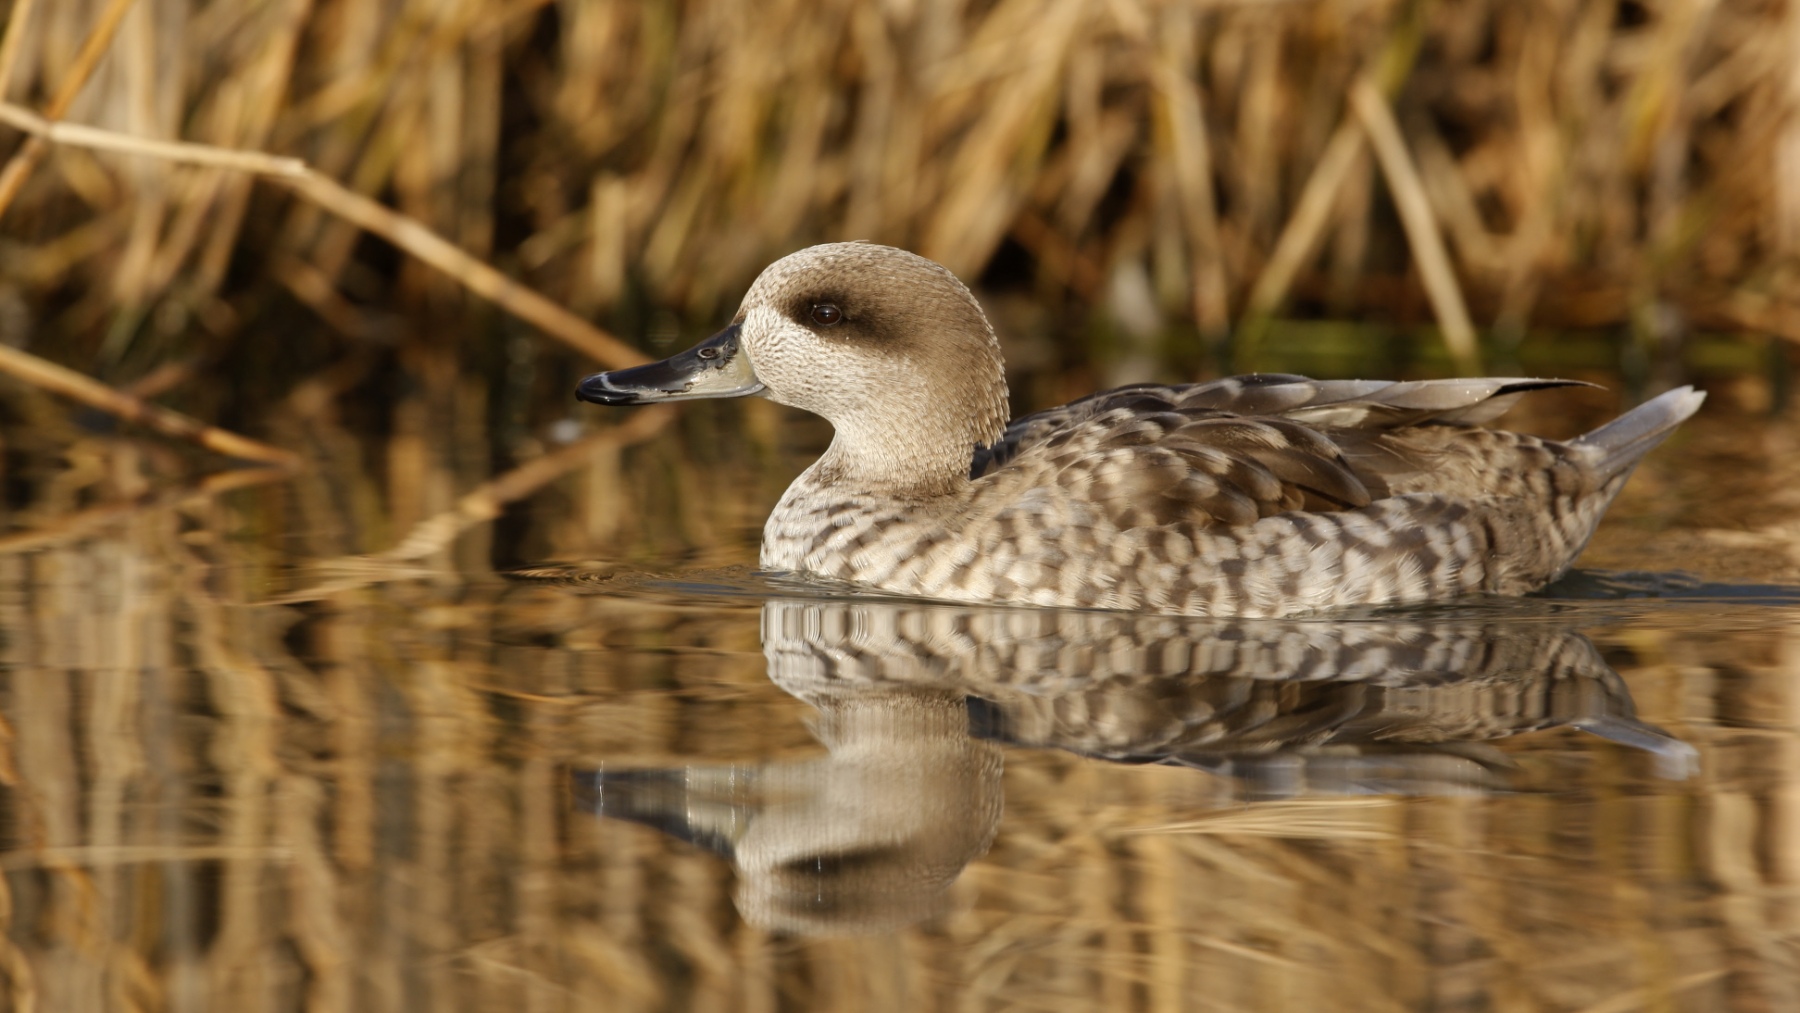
<box><xmin>0</xmin><ymin>0</ymin><xmax>1794</xmax><ymax>388</ymax></box>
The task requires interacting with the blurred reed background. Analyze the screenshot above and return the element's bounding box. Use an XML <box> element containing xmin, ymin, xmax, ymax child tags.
<box><xmin>0</xmin><ymin>0</ymin><xmax>1796</xmax><ymax>399</ymax></box>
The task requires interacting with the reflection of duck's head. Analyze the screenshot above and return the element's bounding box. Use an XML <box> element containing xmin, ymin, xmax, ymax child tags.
<box><xmin>734</xmin><ymin>691</ymin><xmax>1002</xmax><ymax>933</ymax></box>
<box><xmin>574</xmin><ymin>689</ymin><xmax>1002</xmax><ymax>936</ymax></box>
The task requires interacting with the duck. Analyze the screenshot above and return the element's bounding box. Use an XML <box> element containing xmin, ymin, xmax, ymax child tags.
<box><xmin>576</xmin><ymin>242</ymin><xmax>1704</xmax><ymax>618</ymax></box>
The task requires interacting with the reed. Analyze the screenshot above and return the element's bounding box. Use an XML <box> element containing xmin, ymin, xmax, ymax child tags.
<box><xmin>0</xmin><ymin>0</ymin><xmax>1791</xmax><ymax>398</ymax></box>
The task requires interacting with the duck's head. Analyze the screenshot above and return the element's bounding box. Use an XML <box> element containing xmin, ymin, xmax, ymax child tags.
<box><xmin>577</xmin><ymin>243</ymin><xmax>1010</xmax><ymax>489</ymax></box>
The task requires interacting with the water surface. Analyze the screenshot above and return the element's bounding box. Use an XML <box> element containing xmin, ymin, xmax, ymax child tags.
<box><xmin>1</xmin><ymin>372</ymin><xmax>1797</xmax><ymax>1011</ymax></box>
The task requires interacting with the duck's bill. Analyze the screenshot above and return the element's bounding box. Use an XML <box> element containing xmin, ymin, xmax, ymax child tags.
<box><xmin>575</xmin><ymin>324</ymin><xmax>764</xmax><ymax>405</ymax></box>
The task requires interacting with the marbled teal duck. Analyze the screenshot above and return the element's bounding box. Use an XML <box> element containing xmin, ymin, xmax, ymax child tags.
<box><xmin>577</xmin><ymin>242</ymin><xmax>1703</xmax><ymax>617</ymax></box>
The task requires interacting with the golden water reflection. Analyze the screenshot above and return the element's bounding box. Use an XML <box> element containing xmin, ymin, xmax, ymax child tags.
<box><xmin>2</xmin><ymin>390</ymin><xmax>1799</xmax><ymax>1010</ymax></box>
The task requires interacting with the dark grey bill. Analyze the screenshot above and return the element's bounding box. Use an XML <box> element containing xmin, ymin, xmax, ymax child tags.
<box><xmin>575</xmin><ymin>324</ymin><xmax>763</xmax><ymax>405</ymax></box>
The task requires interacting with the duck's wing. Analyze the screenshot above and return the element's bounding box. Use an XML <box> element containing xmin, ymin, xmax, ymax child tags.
<box><xmin>969</xmin><ymin>375</ymin><xmax>1591</xmax><ymax>529</ymax></box>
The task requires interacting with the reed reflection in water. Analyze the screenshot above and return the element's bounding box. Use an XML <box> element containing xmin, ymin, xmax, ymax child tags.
<box><xmin>0</xmin><ymin>391</ymin><xmax>1798</xmax><ymax>1010</ymax></box>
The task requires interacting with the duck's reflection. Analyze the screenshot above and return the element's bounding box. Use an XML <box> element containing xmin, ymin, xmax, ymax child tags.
<box><xmin>572</xmin><ymin>600</ymin><xmax>1695</xmax><ymax>934</ymax></box>
<box><xmin>577</xmin><ymin>686</ymin><xmax>999</xmax><ymax>934</ymax></box>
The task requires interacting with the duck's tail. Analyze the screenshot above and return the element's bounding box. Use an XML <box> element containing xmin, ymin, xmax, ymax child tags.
<box><xmin>1571</xmin><ymin>386</ymin><xmax>1706</xmax><ymax>484</ymax></box>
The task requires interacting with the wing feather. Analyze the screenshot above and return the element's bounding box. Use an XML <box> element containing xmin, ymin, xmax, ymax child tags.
<box><xmin>969</xmin><ymin>375</ymin><xmax>1591</xmax><ymax>531</ymax></box>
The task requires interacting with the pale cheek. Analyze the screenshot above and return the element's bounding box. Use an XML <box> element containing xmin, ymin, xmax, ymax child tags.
<box><xmin>742</xmin><ymin>313</ymin><xmax>892</xmax><ymax>421</ymax></box>
<box><xmin>739</xmin><ymin>311</ymin><xmax>809</xmax><ymax>404</ymax></box>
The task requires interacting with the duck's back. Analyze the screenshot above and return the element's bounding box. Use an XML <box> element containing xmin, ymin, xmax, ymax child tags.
<box><xmin>766</xmin><ymin>375</ymin><xmax>1703</xmax><ymax>617</ymax></box>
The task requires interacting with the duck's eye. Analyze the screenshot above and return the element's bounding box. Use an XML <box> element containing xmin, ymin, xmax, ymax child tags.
<box><xmin>810</xmin><ymin>303</ymin><xmax>843</xmax><ymax>327</ymax></box>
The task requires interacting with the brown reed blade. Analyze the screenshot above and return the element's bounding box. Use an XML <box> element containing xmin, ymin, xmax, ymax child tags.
<box><xmin>1237</xmin><ymin>15</ymin><xmax>1426</xmax><ymax>367</ymax></box>
<box><xmin>1350</xmin><ymin>77</ymin><xmax>1481</xmax><ymax>375</ymax></box>
<box><xmin>283</xmin><ymin>171</ymin><xmax>648</xmax><ymax>368</ymax></box>
<box><xmin>0</xmin><ymin>103</ymin><xmax>308</xmax><ymax>176</ymax></box>
<box><xmin>0</xmin><ymin>101</ymin><xmax>647</xmax><ymax>370</ymax></box>
<box><xmin>1153</xmin><ymin>4</ymin><xmax>1229</xmax><ymax>339</ymax></box>
<box><xmin>0</xmin><ymin>0</ymin><xmax>139</xmax><ymax>222</ymax></box>
<box><xmin>267</xmin><ymin>404</ymin><xmax>675</xmax><ymax>603</ymax></box>
<box><xmin>1236</xmin><ymin>119</ymin><xmax>1366</xmax><ymax>366</ymax></box>
<box><xmin>376</xmin><ymin>405</ymin><xmax>673</xmax><ymax>563</ymax></box>
<box><xmin>120</xmin><ymin>355</ymin><xmax>203</xmax><ymax>399</ymax></box>
<box><xmin>0</xmin><ymin>342</ymin><xmax>300</xmax><ymax>466</ymax></box>
<box><xmin>0</xmin><ymin>464</ymin><xmax>290</xmax><ymax>555</ymax></box>
<box><xmin>0</xmin><ymin>0</ymin><xmax>40</xmax><ymax>102</ymax></box>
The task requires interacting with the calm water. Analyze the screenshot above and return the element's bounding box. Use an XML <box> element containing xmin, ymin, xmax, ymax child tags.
<box><xmin>1</xmin><ymin>365</ymin><xmax>1798</xmax><ymax>1012</ymax></box>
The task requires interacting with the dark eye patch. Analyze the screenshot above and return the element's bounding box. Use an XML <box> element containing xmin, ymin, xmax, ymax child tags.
<box><xmin>783</xmin><ymin>290</ymin><xmax>907</xmax><ymax>345</ymax></box>
<box><xmin>787</xmin><ymin>291</ymin><xmax>851</xmax><ymax>331</ymax></box>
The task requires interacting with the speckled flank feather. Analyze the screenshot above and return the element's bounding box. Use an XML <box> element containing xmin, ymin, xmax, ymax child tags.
<box><xmin>582</xmin><ymin>242</ymin><xmax>1705</xmax><ymax>617</ymax></box>
<box><xmin>763</xmin><ymin>370</ymin><xmax>1703</xmax><ymax>617</ymax></box>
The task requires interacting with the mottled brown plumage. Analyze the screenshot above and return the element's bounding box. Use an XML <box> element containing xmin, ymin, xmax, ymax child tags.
<box><xmin>578</xmin><ymin>243</ymin><xmax>1705</xmax><ymax>617</ymax></box>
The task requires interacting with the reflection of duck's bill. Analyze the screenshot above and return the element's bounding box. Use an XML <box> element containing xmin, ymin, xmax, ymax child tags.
<box><xmin>569</xmin><ymin>767</ymin><xmax>754</xmax><ymax>858</ymax></box>
<box><xmin>575</xmin><ymin>324</ymin><xmax>764</xmax><ymax>405</ymax></box>
<box><xmin>1571</xmin><ymin>715</ymin><xmax>1700</xmax><ymax>779</ymax></box>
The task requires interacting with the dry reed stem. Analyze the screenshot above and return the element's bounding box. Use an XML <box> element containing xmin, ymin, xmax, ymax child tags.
<box><xmin>1349</xmin><ymin>77</ymin><xmax>1481</xmax><ymax>374</ymax></box>
<box><xmin>0</xmin><ymin>103</ymin><xmax>307</xmax><ymax>175</ymax></box>
<box><xmin>379</xmin><ymin>404</ymin><xmax>672</xmax><ymax>561</ymax></box>
<box><xmin>268</xmin><ymin>404</ymin><xmax>674</xmax><ymax>603</ymax></box>
<box><xmin>1127</xmin><ymin>799</ymin><xmax>1400</xmax><ymax>840</ymax></box>
<box><xmin>1237</xmin><ymin>24</ymin><xmax>1427</xmax><ymax>365</ymax></box>
<box><xmin>0</xmin><ymin>465</ymin><xmax>289</xmax><ymax>555</ymax></box>
<box><xmin>1238</xmin><ymin>119</ymin><xmax>1366</xmax><ymax>362</ymax></box>
<box><xmin>0</xmin><ymin>342</ymin><xmax>299</xmax><ymax>466</ymax></box>
<box><xmin>0</xmin><ymin>499</ymin><xmax>140</xmax><ymax>557</ymax></box>
<box><xmin>0</xmin><ymin>845</ymin><xmax>292</xmax><ymax>871</ymax></box>
<box><xmin>1154</xmin><ymin>6</ymin><xmax>1229</xmax><ymax>338</ymax></box>
<box><xmin>1781</xmin><ymin>5</ymin><xmax>1800</xmax><ymax>255</ymax></box>
<box><xmin>0</xmin><ymin>0</ymin><xmax>139</xmax><ymax>222</ymax></box>
<box><xmin>0</xmin><ymin>101</ymin><xmax>647</xmax><ymax>370</ymax></box>
<box><xmin>0</xmin><ymin>0</ymin><xmax>39</xmax><ymax>102</ymax></box>
<box><xmin>283</xmin><ymin>171</ymin><xmax>646</xmax><ymax>368</ymax></box>
<box><xmin>273</xmin><ymin>265</ymin><xmax>373</xmax><ymax>343</ymax></box>
<box><xmin>119</xmin><ymin>356</ymin><xmax>202</xmax><ymax>399</ymax></box>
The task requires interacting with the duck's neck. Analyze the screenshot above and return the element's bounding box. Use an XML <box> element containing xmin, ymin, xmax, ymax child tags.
<box><xmin>811</xmin><ymin>394</ymin><xmax>1006</xmax><ymax>500</ymax></box>
<box><xmin>811</xmin><ymin>429</ymin><xmax>963</xmax><ymax>499</ymax></box>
